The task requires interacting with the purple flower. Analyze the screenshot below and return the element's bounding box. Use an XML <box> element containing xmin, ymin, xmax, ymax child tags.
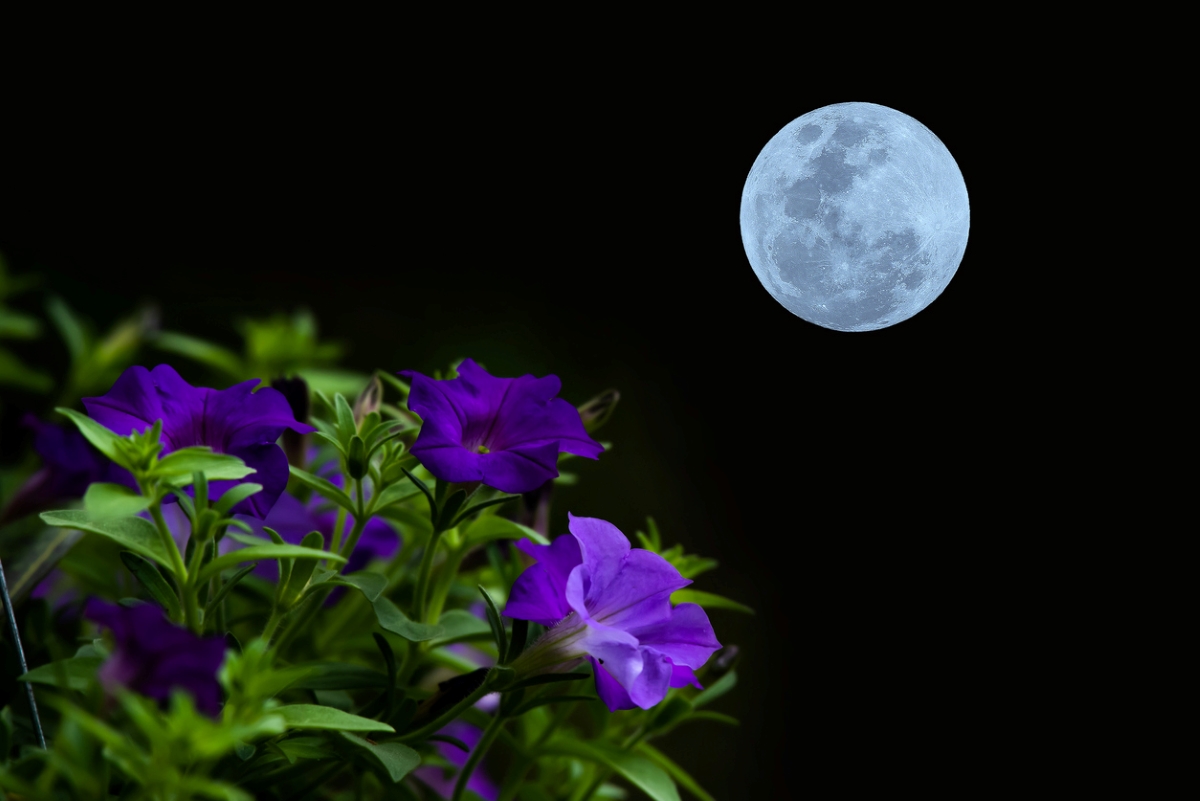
<box><xmin>82</xmin><ymin>365</ymin><xmax>315</xmax><ymax>517</ymax></box>
<box><xmin>503</xmin><ymin>515</ymin><xmax>720</xmax><ymax>712</ymax></box>
<box><xmin>412</xmin><ymin>721</ymin><xmax>498</xmax><ymax>801</ymax></box>
<box><xmin>399</xmin><ymin>359</ymin><xmax>602</xmax><ymax>494</ymax></box>
<box><xmin>0</xmin><ymin>416</ymin><xmax>126</xmax><ymax>526</ymax></box>
<box><xmin>85</xmin><ymin>599</ymin><xmax>227</xmax><ymax>716</ymax></box>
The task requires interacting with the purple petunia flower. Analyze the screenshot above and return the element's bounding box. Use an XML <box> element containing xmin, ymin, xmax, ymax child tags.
<box><xmin>85</xmin><ymin>599</ymin><xmax>227</xmax><ymax>716</ymax></box>
<box><xmin>412</xmin><ymin>721</ymin><xmax>498</xmax><ymax>801</ymax></box>
<box><xmin>399</xmin><ymin>359</ymin><xmax>602</xmax><ymax>495</ymax></box>
<box><xmin>0</xmin><ymin>415</ymin><xmax>127</xmax><ymax>527</ymax></box>
<box><xmin>503</xmin><ymin>515</ymin><xmax>721</xmax><ymax>712</ymax></box>
<box><xmin>82</xmin><ymin>365</ymin><xmax>315</xmax><ymax>517</ymax></box>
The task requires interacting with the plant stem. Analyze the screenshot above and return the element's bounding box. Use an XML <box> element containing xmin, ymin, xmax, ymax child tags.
<box><xmin>452</xmin><ymin>712</ymin><xmax>506</xmax><ymax>801</ymax></box>
<box><xmin>149</xmin><ymin>500</ymin><xmax>195</xmax><ymax>629</ymax></box>
<box><xmin>412</xmin><ymin>528</ymin><xmax>443</xmax><ymax>623</ymax></box>
<box><xmin>397</xmin><ymin>672</ymin><xmax>496</xmax><ymax>743</ymax></box>
<box><xmin>261</xmin><ymin>607</ymin><xmax>285</xmax><ymax>645</ymax></box>
<box><xmin>337</xmin><ymin>478</ymin><xmax>368</xmax><ymax>561</ymax></box>
<box><xmin>497</xmin><ymin>700</ymin><xmax>578</xmax><ymax>801</ymax></box>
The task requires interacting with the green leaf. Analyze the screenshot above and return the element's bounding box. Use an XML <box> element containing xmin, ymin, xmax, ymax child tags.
<box><xmin>197</xmin><ymin>544</ymin><xmax>346</xmax><ymax>584</ymax></box>
<box><xmin>339</xmin><ymin>732</ymin><xmax>420</xmax><ymax>783</ymax></box>
<box><xmin>46</xmin><ymin>295</ymin><xmax>87</xmax><ymax>364</ymax></box>
<box><xmin>510</xmin><ymin>694</ymin><xmax>599</xmax><ymax>717</ymax></box>
<box><xmin>155</xmin><ymin>448</ymin><xmax>256</xmax><ymax>483</ymax></box>
<box><xmin>400</xmin><ymin>467</ymin><xmax>437</xmax><ymax>521</ymax></box>
<box><xmin>368</xmin><ymin>479</ymin><xmax>420</xmax><ymax>514</ymax></box>
<box><xmin>212</xmin><ymin>483</ymin><xmax>264</xmax><ymax>516</ymax></box>
<box><xmin>637</xmin><ymin>742</ymin><xmax>716</xmax><ymax>801</ymax></box>
<box><xmin>288</xmin><ymin>465</ymin><xmax>357</xmax><ymax>514</ymax></box>
<box><xmin>545</xmin><ymin>737</ymin><xmax>680</xmax><ymax>801</ymax></box>
<box><xmin>20</xmin><ymin>656</ymin><xmax>104</xmax><ymax>691</ymax></box>
<box><xmin>119</xmin><ymin>551</ymin><xmax>181</xmax><ymax>618</ymax></box>
<box><xmin>450</xmin><ymin>494</ymin><xmax>519</xmax><ymax>529</ymax></box>
<box><xmin>506</xmin><ymin>672</ymin><xmax>590</xmax><ymax>691</ymax></box>
<box><xmin>477</xmin><ymin>585</ymin><xmax>508</xmax><ymax>665</ymax></box>
<box><xmin>691</xmin><ymin>670</ymin><xmax>736</xmax><ymax>708</ymax></box>
<box><xmin>0</xmin><ymin>308</ymin><xmax>41</xmax><ymax>339</ymax></box>
<box><xmin>205</xmin><ymin>565</ymin><xmax>256</xmax><ymax>616</ymax></box>
<box><xmin>40</xmin><ymin>510</ymin><xmax>173</xmax><ymax>572</ymax></box>
<box><xmin>326</xmin><ymin>571</ymin><xmax>387</xmax><ymax>603</ymax></box>
<box><xmin>334</xmin><ymin>393</ymin><xmax>357</xmax><ymax>447</ymax></box>
<box><xmin>286</xmin><ymin>663</ymin><xmax>389</xmax><ymax>690</ymax></box>
<box><xmin>689</xmin><ymin>711</ymin><xmax>740</xmax><ymax>727</ymax></box>
<box><xmin>55</xmin><ymin>407</ymin><xmax>121</xmax><ymax>461</ymax></box>
<box><xmin>374</xmin><ymin>632</ymin><xmax>398</xmax><ymax>718</ymax></box>
<box><xmin>462</xmin><ymin>516</ymin><xmax>549</xmax><ymax>546</ymax></box>
<box><xmin>279</xmin><ymin>530</ymin><xmax>325</xmax><ymax>607</ymax></box>
<box><xmin>276</xmin><ymin>704</ymin><xmax>394</xmax><ymax>733</ymax></box>
<box><xmin>5</xmin><ymin>527</ymin><xmax>81</xmax><ymax>603</ymax></box>
<box><xmin>647</xmin><ymin>697</ymin><xmax>694</xmax><ymax>733</ymax></box>
<box><xmin>428</xmin><ymin>609</ymin><xmax>493</xmax><ymax>648</ymax></box>
<box><xmin>152</xmin><ymin>331</ymin><xmax>244</xmax><ymax>377</ymax></box>
<box><xmin>274</xmin><ymin>736</ymin><xmax>334</xmax><ymax>764</ymax></box>
<box><xmin>84</xmin><ymin>482</ymin><xmax>151</xmax><ymax>519</ymax></box>
<box><xmin>669</xmin><ymin>590</ymin><xmax>755</xmax><ymax>615</ymax></box>
<box><xmin>372</xmin><ymin>597</ymin><xmax>444</xmax><ymax>641</ymax></box>
<box><xmin>0</xmin><ymin>347</ymin><xmax>53</xmax><ymax>391</ymax></box>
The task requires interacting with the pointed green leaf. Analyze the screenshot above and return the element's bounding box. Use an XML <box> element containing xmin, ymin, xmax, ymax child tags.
<box><xmin>545</xmin><ymin>737</ymin><xmax>680</xmax><ymax>801</ymax></box>
<box><xmin>20</xmin><ymin>656</ymin><xmax>104</xmax><ymax>691</ymax></box>
<box><xmin>400</xmin><ymin>467</ymin><xmax>437</xmax><ymax>520</ymax></box>
<box><xmin>339</xmin><ymin>732</ymin><xmax>420</xmax><ymax>782</ymax></box>
<box><xmin>477</xmin><ymin>585</ymin><xmax>508</xmax><ymax>665</ymax></box>
<box><xmin>274</xmin><ymin>736</ymin><xmax>334</xmax><ymax>763</ymax></box>
<box><xmin>372</xmin><ymin>596</ymin><xmax>444</xmax><ymax>641</ymax></box>
<box><xmin>637</xmin><ymin>742</ymin><xmax>716</xmax><ymax>801</ymax></box>
<box><xmin>197</xmin><ymin>544</ymin><xmax>346</xmax><ymax>584</ymax></box>
<box><xmin>276</xmin><ymin>704</ymin><xmax>394</xmax><ymax>732</ymax></box>
<box><xmin>289</xmin><ymin>465</ymin><xmax>357</xmax><ymax>514</ymax></box>
<box><xmin>40</xmin><ymin>510</ymin><xmax>173</xmax><ymax>571</ymax></box>
<box><xmin>367</xmin><ymin>479</ymin><xmax>420</xmax><ymax>514</ymax></box>
<box><xmin>279</xmin><ymin>531</ymin><xmax>325</xmax><ymax>608</ymax></box>
<box><xmin>510</xmin><ymin>694</ymin><xmax>599</xmax><ymax>717</ymax></box>
<box><xmin>506</xmin><ymin>672</ymin><xmax>590</xmax><ymax>691</ymax></box>
<box><xmin>46</xmin><ymin>295</ymin><xmax>87</xmax><ymax>363</ymax></box>
<box><xmin>334</xmin><ymin>393</ymin><xmax>356</xmax><ymax>446</ymax></box>
<box><xmin>449</xmin><ymin>494</ymin><xmax>519</xmax><ymax>529</ymax></box>
<box><xmin>326</xmin><ymin>571</ymin><xmax>387</xmax><ymax>602</ymax></box>
<box><xmin>120</xmin><ymin>551</ymin><xmax>181</xmax><ymax>618</ymax></box>
<box><xmin>84</xmin><ymin>482</ymin><xmax>151</xmax><ymax>519</ymax></box>
<box><xmin>205</xmin><ymin>565</ymin><xmax>256</xmax><ymax>617</ymax></box>
<box><xmin>152</xmin><ymin>331</ymin><xmax>244</xmax><ymax>377</ymax></box>
<box><xmin>429</xmin><ymin>609</ymin><xmax>493</xmax><ymax>648</ymax></box>
<box><xmin>55</xmin><ymin>407</ymin><xmax>121</xmax><ymax>461</ymax></box>
<box><xmin>286</xmin><ymin>663</ymin><xmax>389</xmax><ymax>690</ymax></box>
<box><xmin>669</xmin><ymin>590</ymin><xmax>754</xmax><ymax>615</ymax></box>
<box><xmin>691</xmin><ymin>670</ymin><xmax>737</xmax><ymax>708</ymax></box>
<box><xmin>155</xmin><ymin>448</ymin><xmax>256</xmax><ymax>482</ymax></box>
<box><xmin>463</xmin><ymin>516</ymin><xmax>549</xmax><ymax>546</ymax></box>
<box><xmin>212</xmin><ymin>483</ymin><xmax>264</xmax><ymax>516</ymax></box>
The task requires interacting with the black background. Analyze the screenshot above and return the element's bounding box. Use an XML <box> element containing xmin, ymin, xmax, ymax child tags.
<box><xmin>1</xmin><ymin>35</ymin><xmax>1014</xmax><ymax>798</ymax></box>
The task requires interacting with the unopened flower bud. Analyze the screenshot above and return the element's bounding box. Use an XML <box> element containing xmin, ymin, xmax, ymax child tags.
<box><xmin>346</xmin><ymin>435</ymin><xmax>368</xmax><ymax>480</ymax></box>
<box><xmin>577</xmin><ymin>389</ymin><xmax>619</xmax><ymax>434</ymax></box>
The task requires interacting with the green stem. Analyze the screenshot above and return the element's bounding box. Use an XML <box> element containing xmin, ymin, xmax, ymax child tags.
<box><xmin>426</xmin><ymin>543</ymin><xmax>467</xmax><ymax>624</ymax></box>
<box><xmin>149</xmin><ymin>500</ymin><xmax>195</xmax><ymax>629</ymax></box>
<box><xmin>329</xmin><ymin>506</ymin><xmax>348</xmax><ymax>556</ymax></box>
<box><xmin>397</xmin><ymin>671</ymin><xmax>496</xmax><ymax>743</ymax></box>
<box><xmin>337</xmin><ymin>478</ymin><xmax>368</xmax><ymax>561</ymax></box>
<box><xmin>497</xmin><ymin>700</ymin><xmax>578</xmax><ymax>801</ymax></box>
<box><xmin>261</xmin><ymin>607</ymin><xmax>285</xmax><ymax>645</ymax></box>
<box><xmin>413</xmin><ymin>528</ymin><xmax>443</xmax><ymax>623</ymax></box>
<box><xmin>452</xmin><ymin>712</ymin><xmax>506</xmax><ymax>801</ymax></box>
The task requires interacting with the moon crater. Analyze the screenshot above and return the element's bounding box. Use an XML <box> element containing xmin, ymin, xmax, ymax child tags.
<box><xmin>740</xmin><ymin>102</ymin><xmax>969</xmax><ymax>332</ymax></box>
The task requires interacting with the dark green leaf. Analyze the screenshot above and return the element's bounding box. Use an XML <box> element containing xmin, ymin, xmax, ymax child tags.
<box><xmin>429</xmin><ymin>609</ymin><xmax>493</xmax><ymax>648</ymax></box>
<box><xmin>334</xmin><ymin>393</ymin><xmax>356</xmax><ymax>447</ymax></box>
<box><xmin>197</xmin><ymin>544</ymin><xmax>346</xmax><ymax>584</ymax></box>
<box><xmin>120</xmin><ymin>551</ymin><xmax>181</xmax><ymax>618</ymax></box>
<box><xmin>373</xmin><ymin>597</ymin><xmax>444</xmax><ymax>641</ymax></box>
<box><xmin>289</xmin><ymin>465</ymin><xmax>357</xmax><ymax>514</ymax></box>
<box><xmin>544</xmin><ymin>737</ymin><xmax>680</xmax><ymax>801</ymax></box>
<box><xmin>155</xmin><ymin>448</ymin><xmax>256</xmax><ymax>483</ymax></box>
<box><xmin>648</xmin><ymin>697</ymin><xmax>694</xmax><ymax>733</ymax></box>
<box><xmin>279</xmin><ymin>531</ymin><xmax>325</xmax><ymax>607</ymax></box>
<box><xmin>669</xmin><ymin>590</ymin><xmax>754</xmax><ymax>615</ymax></box>
<box><xmin>449</xmin><ymin>494</ymin><xmax>519</xmax><ymax>529</ymax></box>
<box><xmin>374</xmin><ymin>632</ymin><xmax>398</xmax><ymax>718</ymax></box>
<box><xmin>376</xmin><ymin>370</ymin><xmax>410</xmax><ymax>399</ymax></box>
<box><xmin>477</xmin><ymin>585</ymin><xmax>507</xmax><ymax>665</ymax></box>
<box><xmin>463</xmin><ymin>516</ymin><xmax>549</xmax><ymax>546</ymax></box>
<box><xmin>510</xmin><ymin>694</ymin><xmax>598</xmax><ymax>717</ymax></box>
<box><xmin>506</xmin><ymin>618</ymin><xmax>528</xmax><ymax>663</ymax></box>
<box><xmin>40</xmin><ymin>510</ymin><xmax>173</xmax><ymax>572</ymax></box>
<box><xmin>0</xmin><ymin>347</ymin><xmax>52</xmax><ymax>391</ymax></box>
<box><xmin>20</xmin><ymin>656</ymin><xmax>103</xmax><ymax>691</ymax></box>
<box><xmin>277</xmin><ymin>705</ymin><xmax>394</xmax><ymax>732</ymax></box>
<box><xmin>506</xmin><ymin>671</ymin><xmax>590</xmax><ymax>691</ymax></box>
<box><xmin>339</xmin><ymin>732</ymin><xmax>420</xmax><ymax>783</ymax></box>
<box><xmin>274</xmin><ymin>736</ymin><xmax>334</xmax><ymax>763</ymax></box>
<box><xmin>205</xmin><ymin>565</ymin><xmax>256</xmax><ymax>616</ymax></box>
<box><xmin>326</xmin><ymin>571</ymin><xmax>387</xmax><ymax>603</ymax></box>
<box><xmin>689</xmin><ymin>711</ymin><xmax>740</xmax><ymax>726</ymax></box>
<box><xmin>401</xmin><ymin>467</ymin><xmax>437</xmax><ymax>521</ymax></box>
<box><xmin>46</xmin><ymin>295</ymin><xmax>87</xmax><ymax>363</ymax></box>
<box><xmin>286</xmin><ymin>663</ymin><xmax>389</xmax><ymax>690</ymax></box>
<box><xmin>637</xmin><ymin>742</ymin><xmax>716</xmax><ymax>801</ymax></box>
<box><xmin>691</xmin><ymin>670</ymin><xmax>736</xmax><ymax>708</ymax></box>
<box><xmin>368</xmin><ymin>479</ymin><xmax>420</xmax><ymax>514</ymax></box>
<box><xmin>84</xmin><ymin>482</ymin><xmax>150</xmax><ymax>519</ymax></box>
<box><xmin>152</xmin><ymin>331</ymin><xmax>244</xmax><ymax>377</ymax></box>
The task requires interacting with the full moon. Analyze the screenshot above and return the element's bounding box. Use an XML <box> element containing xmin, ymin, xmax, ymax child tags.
<box><xmin>740</xmin><ymin>102</ymin><xmax>969</xmax><ymax>332</ymax></box>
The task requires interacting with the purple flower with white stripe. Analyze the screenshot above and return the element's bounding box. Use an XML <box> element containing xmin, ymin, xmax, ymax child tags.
<box><xmin>82</xmin><ymin>365</ymin><xmax>314</xmax><ymax>517</ymax></box>
<box><xmin>399</xmin><ymin>359</ymin><xmax>602</xmax><ymax>494</ymax></box>
<box><xmin>86</xmin><ymin>599</ymin><xmax>227</xmax><ymax>716</ymax></box>
<box><xmin>503</xmin><ymin>515</ymin><xmax>720</xmax><ymax>712</ymax></box>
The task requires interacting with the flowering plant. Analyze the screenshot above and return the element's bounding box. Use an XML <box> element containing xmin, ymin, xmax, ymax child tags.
<box><xmin>0</xmin><ymin>285</ymin><xmax>748</xmax><ymax>801</ymax></box>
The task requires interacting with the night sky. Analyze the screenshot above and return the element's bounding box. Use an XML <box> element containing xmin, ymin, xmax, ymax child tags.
<box><xmin>2</xmin><ymin>47</ymin><xmax>1007</xmax><ymax>797</ymax></box>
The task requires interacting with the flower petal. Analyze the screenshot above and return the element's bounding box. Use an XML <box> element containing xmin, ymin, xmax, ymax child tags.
<box><xmin>626</xmin><ymin>603</ymin><xmax>721</xmax><ymax>670</ymax></box>
<box><xmin>477</xmin><ymin>442</ymin><xmax>560</xmax><ymax>494</ymax></box>
<box><xmin>504</xmin><ymin>534</ymin><xmax>581</xmax><ymax>625</ymax></box>
<box><xmin>589</xmin><ymin>656</ymin><xmax>637</xmax><ymax>712</ymax></box>
<box><xmin>202</xmin><ymin>380</ymin><xmax>315</xmax><ymax>450</ymax></box>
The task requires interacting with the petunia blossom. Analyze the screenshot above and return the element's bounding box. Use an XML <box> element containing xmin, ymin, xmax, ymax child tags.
<box><xmin>85</xmin><ymin>599</ymin><xmax>227</xmax><ymax>716</ymax></box>
<box><xmin>503</xmin><ymin>515</ymin><xmax>720</xmax><ymax>712</ymax></box>
<box><xmin>399</xmin><ymin>359</ymin><xmax>602</xmax><ymax>494</ymax></box>
<box><xmin>83</xmin><ymin>364</ymin><xmax>314</xmax><ymax>517</ymax></box>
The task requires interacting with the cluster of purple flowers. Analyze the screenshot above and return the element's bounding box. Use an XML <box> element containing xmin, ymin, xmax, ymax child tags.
<box><xmin>22</xmin><ymin>356</ymin><xmax>721</xmax><ymax>731</ymax></box>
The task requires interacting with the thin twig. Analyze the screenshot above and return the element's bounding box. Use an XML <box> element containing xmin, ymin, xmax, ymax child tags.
<box><xmin>0</xmin><ymin>556</ymin><xmax>46</xmax><ymax>748</ymax></box>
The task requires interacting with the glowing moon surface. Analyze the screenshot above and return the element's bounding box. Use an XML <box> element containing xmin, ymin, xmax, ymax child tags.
<box><xmin>740</xmin><ymin>102</ymin><xmax>969</xmax><ymax>331</ymax></box>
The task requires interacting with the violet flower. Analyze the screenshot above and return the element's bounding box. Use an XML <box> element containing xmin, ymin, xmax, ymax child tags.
<box><xmin>412</xmin><ymin>721</ymin><xmax>498</xmax><ymax>801</ymax></box>
<box><xmin>85</xmin><ymin>599</ymin><xmax>227</xmax><ymax>716</ymax></box>
<box><xmin>83</xmin><ymin>365</ymin><xmax>314</xmax><ymax>517</ymax></box>
<box><xmin>504</xmin><ymin>515</ymin><xmax>720</xmax><ymax>712</ymax></box>
<box><xmin>399</xmin><ymin>359</ymin><xmax>602</xmax><ymax>494</ymax></box>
